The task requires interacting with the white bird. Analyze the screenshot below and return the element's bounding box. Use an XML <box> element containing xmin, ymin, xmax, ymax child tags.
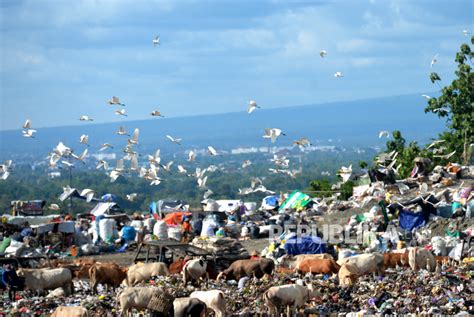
<box><xmin>79</xmin><ymin>115</ymin><xmax>93</xmax><ymax>121</ymax></box>
<box><xmin>23</xmin><ymin>119</ymin><xmax>32</xmax><ymax>129</ymax></box>
<box><xmin>80</xmin><ymin>189</ymin><xmax>95</xmax><ymax>203</ymax></box>
<box><xmin>197</xmin><ymin>176</ymin><xmax>208</xmax><ymax>188</ymax></box>
<box><xmin>378</xmin><ymin>130</ymin><xmax>390</xmax><ymax>138</ymax></box>
<box><xmin>293</xmin><ymin>137</ymin><xmax>311</xmax><ymax>147</ymax></box>
<box><xmin>177</xmin><ymin>165</ymin><xmax>188</xmax><ymax>174</ymax></box>
<box><xmin>109</xmin><ymin>170</ymin><xmax>121</xmax><ymax>183</ymax></box>
<box><xmin>319</xmin><ymin>50</ymin><xmax>327</xmax><ymax>58</ymax></box>
<box><xmin>238</xmin><ymin>187</ymin><xmax>254</xmax><ymax>195</ymax></box>
<box><xmin>250</xmin><ymin>177</ymin><xmax>263</xmax><ymax>189</ymax></box>
<box><xmin>128</xmin><ymin>128</ymin><xmax>139</xmax><ymax>145</ymax></box>
<box><xmin>162</xmin><ymin>161</ymin><xmax>174</xmax><ymax>172</ymax></box>
<box><xmin>431</xmin><ymin>54</ymin><xmax>438</xmax><ymax>68</ymax></box>
<box><xmin>242</xmin><ymin>160</ymin><xmax>252</xmax><ymax>168</ymax></box>
<box><xmin>99</xmin><ymin>143</ymin><xmax>114</xmax><ymax>151</ymax></box>
<box><xmin>151</xmin><ymin>110</ymin><xmax>164</xmax><ymax>117</ymax></box>
<box><xmin>166</xmin><ymin>135</ymin><xmax>181</xmax><ymax>145</ymax></box>
<box><xmin>22</xmin><ymin>129</ymin><xmax>37</xmax><ymax>138</ymax></box>
<box><xmin>150</xmin><ymin>177</ymin><xmax>162</xmax><ymax>186</ymax></box>
<box><xmin>206</xmin><ymin>165</ymin><xmax>219</xmax><ymax>172</ymax></box>
<box><xmin>247</xmin><ymin>100</ymin><xmax>260</xmax><ymax>114</ymax></box>
<box><xmin>434</xmin><ymin>150</ymin><xmax>456</xmax><ymax>160</ymax></box>
<box><xmin>421</xmin><ymin>94</ymin><xmax>432</xmax><ymax>100</ymax></box>
<box><xmin>96</xmin><ymin>159</ymin><xmax>109</xmax><ymax>171</ymax></box>
<box><xmin>188</xmin><ymin>150</ymin><xmax>196</xmax><ymax>162</ymax></box>
<box><xmin>463</xmin><ymin>29</ymin><xmax>469</xmax><ymax>36</ymax></box>
<box><xmin>195</xmin><ymin>167</ymin><xmax>207</xmax><ymax>179</ymax></box>
<box><xmin>130</xmin><ymin>154</ymin><xmax>139</xmax><ymax>172</ymax></box>
<box><xmin>108</xmin><ymin>96</ymin><xmax>125</xmax><ymax>106</ymax></box>
<box><xmin>115</xmin><ymin>109</ymin><xmax>127</xmax><ymax>117</ymax></box>
<box><xmin>72</xmin><ymin>149</ymin><xmax>88</xmax><ymax>163</ymax></box>
<box><xmin>0</xmin><ymin>161</ymin><xmax>12</xmax><ymax>180</ymax></box>
<box><xmin>253</xmin><ymin>185</ymin><xmax>275</xmax><ymax>195</ymax></box>
<box><xmin>54</xmin><ymin>142</ymin><xmax>72</xmax><ymax>156</ymax></box>
<box><xmin>48</xmin><ymin>204</ymin><xmax>60</xmax><ymax>211</ymax></box>
<box><xmin>117</xmin><ymin>126</ymin><xmax>129</xmax><ymax>136</ymax></box>
<box><xmin>153</xmin><ymin>35</ymin><xmax>160</xmax><ymax>46</ymax></box>
<box><xmin>203</xmin><ymin>189</ymin><xmax>213</xmax><ymax>199</ymax></box>
<box><xmin>426</xmin><ymin>139</ymin><xmax>446</xmax><ymax>150</ymax></box>
<box><xmin>321</xmin><ymin>171</ymin><xmax>331</xmax><ymax>176</ymax></box>
<box><xmin>126</xmin><ymin>193</ymin><xmax>138</xmax><ymax>202</ymax></box>
<box><xmin>79</xmin><ymin>134</ymin><xmax>90</xmax><ymax>146</ymax></box>
<box><xmin>263</xmin><ymin>128</ymin><xmax>286</xmax><ymax>143</ymax></box>
<box><xmin>148</xmin><ymin>149</ymin><xmax>161</xmax><ymax>166</ymax></box>
<box><xmin>337</xmin><ymin>164</ymin><xmax>352</xmax><ymax>183</ymax></box>
<box><xmin>207</xmin><ymin>146</ymin><xmax>218</xmax><ymax>156</ymax></box>
<box><xmin>334</xmin><ymin>72</ymin><xmax>343</xmax><ymax>78</ymax></box>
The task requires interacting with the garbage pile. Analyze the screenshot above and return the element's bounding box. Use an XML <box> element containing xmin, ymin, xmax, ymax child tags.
<box><xmin>191</xmin><ymin>237</ymin><xmax>249</xmax><ymax>269</ymax></box>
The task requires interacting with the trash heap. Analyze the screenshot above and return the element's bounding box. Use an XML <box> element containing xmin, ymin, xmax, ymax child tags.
<box><xmin>191</xmin><ymin>237</ymin><xmax>250</xmax><ymax>269</ymax></box>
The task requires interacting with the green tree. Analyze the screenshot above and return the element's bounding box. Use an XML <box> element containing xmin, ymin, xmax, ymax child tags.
<box><xmin>309</xmin><ymin>179</ymin><xmax>332</xmax><ymax>197</ymax></box>
<box><xmin>425</xmin><ymin>37</ymin><xmax>474</xmax><ymax>165</ymax></box>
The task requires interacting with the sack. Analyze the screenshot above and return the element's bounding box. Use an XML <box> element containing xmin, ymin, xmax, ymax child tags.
<box><xmin>154</xmin><ymin>221</ymin><xmax>168</xmax><ymax>239</ymax></box>
<box><xmin>147</xmin><ymin>292</ymin><xmax>175</xmax><ymax>313</ymax></box>
<box><xmin>99</xmin><ymin>219</ymin><xmax>116</xmax><ymax>243</ymax></box>
<box><xmin>168</xmin><ymin>227</ymin><xmax>182</xmax><ymax>241</ymax></box>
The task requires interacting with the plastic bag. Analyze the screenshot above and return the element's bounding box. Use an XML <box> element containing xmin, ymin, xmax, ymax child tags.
<box><xmin>99</xmin><ymin>219</ymin><xmax>117</xmax><ymax>243</ymax></box>
<box><xmin>153</xmin><ymin>220</ymin><xmax>168</xmax><ymax>239</ymax></box>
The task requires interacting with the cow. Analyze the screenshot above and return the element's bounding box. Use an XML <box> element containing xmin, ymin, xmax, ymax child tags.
<box><xmin>173</xmin><ymin>297</ymin><xmax>207</xmax><ymax>317</ymax></box>
<box><xmin>295</xmin><ymin>258</ymin><xmax>340</xmax><ymax>275</ymax></box>
<box><xmin>337</xmin><ymin>253</ymin><xmax>385</xmax><ymax>276</ymax></box>
<box><xmin>216</xmin><ymin>258</ymin><xmax>274</xmax><ymax>281</ymax></box>
<box><xmin>263</xmin><ymin>283</ymin><xmax>320</xmax><ymax>316</ymax></box>
<box><xmin>338</xmin><ymin>263</ymin><xmax>360</xmax><ymax>288</ymax></box>
<box><xmin>408</xmin><ymin>247</ymin><xmax>436</xmax><ymax>271</ymax></box>
<box><xmin>18</xmin><ymin>268</ymin><xmax>73</xmax><ymax>296</ymax></box>
<box><xmin>190</xmin><ymin>290</ymin><xmax>226</xmax><ymax>317</ymax></box>
<box><xmin>51</xmin><ymin>306</ymin><xmax>88</xmax><ymax>317</ymax></box>
<box><xmin>279</xmin><ymin>253</ymin><xmax>334</xmax><ymax>269</ymax></box>
<box><xmin>383</xmin><ymin>251</ymin><xmax>410</xmax><ymax>269</ymax></box>
<box><xmin>125</xmin><ymin>262</ymin><xmax>170</xmax><ymax>286</ymax></box>
<box><xmin>118</xmin><ymin>287</ymin><xmax>165</xmax><ymax>317</ymax></box>
<box><xmin>182</xmin><ymin>258</ymin><xmax>207</xmax><ymax>286</ymax></box>
<box><xmin>89</xmin><ymin>263</ymin><xmax>127</xmax><ymax>294</ymax></box>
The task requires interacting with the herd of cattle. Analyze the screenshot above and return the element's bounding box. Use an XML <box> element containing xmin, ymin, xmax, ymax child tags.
<box><xmin>19</xmin><ymin>247</ymin><xmax>457</xmax><ymax>316</ymax></box>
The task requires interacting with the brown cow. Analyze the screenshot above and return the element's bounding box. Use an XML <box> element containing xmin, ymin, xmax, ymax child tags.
<box><xmin>89</xmin><ymin>263</ymin><xmax>127</xmax><ymax>294</ymax></box>
<box><xmin>295</xmin><ymin>258</ymin><xmax>340</xmax><ymax>275</ymax></box>
<box><xmin>383</xmin><ymin>252</ymin><xmax>409</xmax><ymax>269</ymax></box>
<box><xmin>216</xmin><ymin>258</ymin><xmax>275</xmax><ymax>281</ymax></box>
<box><xmin>169</xmin><ymin>257</ymin><xmax>186</xmax><ymax>274</ymax></box>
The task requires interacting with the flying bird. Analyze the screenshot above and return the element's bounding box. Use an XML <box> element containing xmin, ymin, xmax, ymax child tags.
<box><xmin>54</xmin><ymin>142</ymin><xmax>72</xmax><ymax>156</ymax></box>
<box><xmin>162</xmin><ymin>161</ymin><xmax>174</xmax><ymax>172</ymax></box>
<box><xmin>426</xmin><ymin>139</ymin><xmax>446</xmax><ymax>150</ymax></box>
<box><xmin>263</xmin><ymin>128</ymin><xmax>286</xmax><ymax>143</ymax></box>
<box><xmin>188</xmin><ymin>150</ymin><xmax>196</xmax><ymax>162</ymax></box>
<box><xmin>321</xmin><ymin>171</ymin><xmax>331</xmax><ymax>176</ymax></box>
<box><xmin>72</xmin><ymin>149</ymin><xmax>88</xmax><ymax>163</ymax></box>
<box><xmin>203</xmin><ymin>189</ymin><xmax>213</xmax><ymax>199</ymax></box>
<box><xmin>430</xmin><ymin>54</ymin><xmax>438</xmax><ymax>68</ymax></box>
<box><xmin>433</xmin><ymin>150</ymin><xmax>456</xmax><ymax>160</ymax></box>
<box><xmin>79</xmin><ymin>116</ymin><xmax>93</xmax><ymax>121</ymax></box>
<box><xmin>197</xmin><ymin>176</ymin><xmax>208</xmax><ymax>188</ymax></box>
<box><xmin>79</xmin><ymin>134</ymin><xmax>90</xmax><ymax>146</ymax></box>
<box><xmin>148</xmin><ymin>149</ymin><xmax>161</xmax><ymax>166</ymax></box>
<box><xmin>151</xmin><ymin>110</ymin><xmax>164</xmax><ymax>117</ymax></box>
<box><xmin>177</xmin><ymin>165</ymin><xmax>188</xmax><ymax>174</ymax></box>
<box><xmin>80</xmin><ymin>189</ymin><xmax>96</xmax><ymax>203</ymax></box>
<box><xmin>334</xmin><ymin>72</ymin><xmax>343</xmax><ymax>78</ymax></box>
<box><xmin>22</xmin><ymin>129</ymin><xmax>37</xmax><ymax>138</ymax></box>
<box><xmin>378</xmin><ymin>131</ymin><xmax>390</xmax><ymax>138</ymax></box>
<box><xmin>166</xmin><ymin>135</ymin><xmax>181</xmax><ymax>145</ymax></box>
<box><xmin>126</xmin><ymin>193</ymin><xmax>138</xmax><ymax>202</ymax></box>
<box><xmin>247</xmin><ymin>100</ymin><xmax>260</xmax><ymax>114</ymax></box>
<box><xmin>96</xmin><ymin>160</ymin><xmax>109</xmax><ymax>171</ymax></box>
<box><xmin>61</xmin><ymin>160</ymin><xmax>74</xmax><ymax>168</ymax></box>
<box><xmin>115</xmin><ymin>109</ymin><xmax>127</xmax><ymax>117</ymax></box>
<box><xmin>99</xmin><ymin>143</ymin><xmax>114</xmax><ymax>151</ymax></box>
<box><xmin>242</xmin><ymin>160</ymin><xmax>252</xmax><ymax>169</ymax></box>
<box><xmin>207</xmin><ymin>146</ymin><xmax>218</xmax><ymax>156</ymax></box>
<box><xmin>116</xmin><ymin>126</ymin><xmax>129</xmax><ymax>136</ymax></box>
<box><xmin>108</xmin><ymin>96</ymin><xmax>125</xmax><ymax>106</ymax></box>
<box><xmin>153</xmin><ymin>36</ymin><xmax>160</xmax><ymax>46</ymax></box>
<box><xmin>128</xmin><ymin>128</ymin><xmax>139</xmax><ymax>145</ymax></box>
<box><xmin>421</xmin><ymin>94</ymin><xmax>432</xmax><ymax>100</ymax></box>
<box><xmin>337</xmin><ymin>164</ymin><xmax>352</xmax><ymax>183</ymax></box>
<box><xmin>293</xmin><ymin>137</ymin><xmax>311</xmax><ymax>147</ymax></box>
<box><xmin>23</xmin><ymin>119</ymin><xmax>32</xmax><ymax>129</ymax></box>
<box><xmin>319</xmin><ymin>50</ymin><xmax>327</xmax><ymax>58</ymax></box>
<box><xmin>463</xmin><ymin>29</ymin><xmax>469</xmax><ymax>36</ymax></box>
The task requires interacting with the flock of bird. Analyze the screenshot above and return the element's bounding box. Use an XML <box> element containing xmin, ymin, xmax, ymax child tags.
<box><xmin>1</xmin><ymin>29</ymin><xmax>467</xmax><ymax>198</ymax></box>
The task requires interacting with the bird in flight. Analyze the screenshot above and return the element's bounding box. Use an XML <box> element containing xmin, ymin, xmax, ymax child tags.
<box><xmin>207</xmin><ymin>146</ymin><xmax>218</xmax><ymax>156</ymax></box>
<box><xmin>128</xmin><ymin>128</ymin><xmax>139</xmax><ymax>145</ymax></box>
<box><xmin>319</xmin><ymin>50</ymin><xmax>327</xmax><ymax>58</ymax></box>
<box><xmin>99</xmin><ymin>143</ymin><xmax>113</xmax><ymax>151</ymax></box>
<box><xmin>378</xmin><ymin>131</ymin><xmax>390</xmax><ymax>138</ymax></box>
<box><xmin>421</xmin><ymin>94</ymin><xmax>431</xmax><ymax>100</ymax></box>
<box><xmin>334</xmin><ymin>72</ymin><xmax>343</xmax><ymax>78</ymax></box>
<box><xmin>263</xmin><ymin>128</ymin><xmax>286</xmax><ymax>143</ymax></box>
<box><xmin>79</xmin><ymin>115</ymin><xmax>93</xmax><ymax>121</ymax></box>
<box><xmin>79</xmin><ymin>134</ymin><xmax>90</xmax><ymax>146</ymax></box>
<box><xmin>117</xmin><ymin>126</ymin><xmax>130</xmax><ymax>136</ymax></box>
<box><xmin>22</xmin><ymin>129</ymin><xmax>37</xmax><ymax>138</ymax></box>
<box><xmin>126</xmin><ymin>193</ymin><xmax>138</xmax><ymax>202</ymax></box>
<box><xmin>433</xmin><ymin>150</ymin><xmax>456</xmax><ymax>160</ymax></box>
<box><xmin>153</xmin><ymin>36</ymin><xmax>160</xmax><ymax>46</ymax></box>
<box><xmin>188</xmin><ymin>150</ymin><xmax>196</xmax><ymax>162</ymax></box>
<box><xmin>247</xmin><ymin>100</ymin><xmax>261</xmax><ymax>114</ymax></box>
<box><xmin>431</xmin><ymin>54</ymin><xmax>438</xmax><ymax>68</ymax></box>
<box><xmin>151</xmin><ymin>110</ymin><xmax>165</xmax><ymax>117</ymax></box>
<box><xmin>108</xmin><ymin>96</ymin><xmax>125</xmax><ymax>106</ymax></box>
<box><xmin>293</xmin><ymin>137</ymin><xmax>311</xmax><ymax>148</ymax></box>
<box><xmin>115</xmin><ymin>109</ymin><xmax>127</xmax><ymax>117</ymax></box>
<box><xmin>166</xmin><ymin>135</ymin><xmax>181</xmax><ymax>145</ymax></box>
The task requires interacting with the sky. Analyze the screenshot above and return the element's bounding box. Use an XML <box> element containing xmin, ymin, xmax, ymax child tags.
<box><xmin>0</xmin><ymin>0</ymin><xmax>472</xmax><ymax>131</ymax></box>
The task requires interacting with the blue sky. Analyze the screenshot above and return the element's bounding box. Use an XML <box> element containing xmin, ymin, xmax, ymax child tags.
<box><xmin>0</xmin><ymin>0</ymin><xmax>472</xmax><ymax>131</ymax></box>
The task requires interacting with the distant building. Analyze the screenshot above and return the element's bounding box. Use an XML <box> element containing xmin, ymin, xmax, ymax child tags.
<box><xmin>91</xmin><ymin>153</ymin><xmax>116</xmax><ymax>160</ymax></box>
<box><xmin>48</xmin><ymin>171</ymin><xmax>61</xmax><ymax>179</ymax></box>
<box><xmin>231</xmin><ymin>147</ymin><xmax>259</xmax><ymax>154</ymax></box>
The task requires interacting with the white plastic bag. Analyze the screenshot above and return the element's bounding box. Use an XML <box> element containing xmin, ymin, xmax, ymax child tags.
<box><xmin>99</xmin><ymin>219</ymin><xmax>116</xmax><ymax>242</ymax></box>
<box><xmin>153</xmin><ymin>220</ymin><xmax>168</xmax><ymax>239</ymax></box>
<box><xmin>168</xmin><ymin>227</ymin><xmax>182</xmax><ymax>241</ymax></box>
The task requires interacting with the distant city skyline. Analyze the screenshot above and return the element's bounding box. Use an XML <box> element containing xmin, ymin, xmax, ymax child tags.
<box><xmin>0</xmin><ymin>0</ymin><xmax>472</xmax><ymax>131</ymax></box>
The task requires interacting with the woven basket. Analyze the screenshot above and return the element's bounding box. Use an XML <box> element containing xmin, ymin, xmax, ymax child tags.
<box><xmin>147</xmin><ymin>292</ymin><xmax>175</xmax><ymax>313</ymax></box>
